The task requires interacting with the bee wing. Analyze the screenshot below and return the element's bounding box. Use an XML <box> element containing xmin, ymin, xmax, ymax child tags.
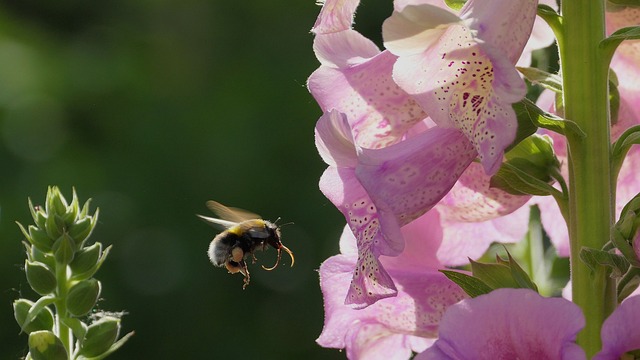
<box><xmin>196</xmin><ymin>214</ymin><xmax>237</xmax><ymax>229</ymax></box>
<box><xmin>205</xmin><ymin>200</ymin><xmax>262</xmax><ymax>222</ymax></box>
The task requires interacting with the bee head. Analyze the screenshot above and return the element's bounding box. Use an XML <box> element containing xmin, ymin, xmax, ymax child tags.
<box><xmin>262</xmin><ymin>222</ymin><xmax>295</xmax><ymax>271</ymax></box>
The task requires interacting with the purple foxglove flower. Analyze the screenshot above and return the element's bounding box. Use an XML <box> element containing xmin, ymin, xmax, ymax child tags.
<box><xmin>317</xmin><ymin>211</ymin><xmax>467</xmax><ymax>358</ymax></box>
<box><xmin>534</xmin><ymin>7</ymin><xmax>640</xmax><ymax>256</ymax></box>
<box><xmin>594</xmin><ymin>295</ymin><xmax>640</xmax><ymax>360</ymax></box>
<box><xmin>416</xmin><ymin>288</ymin><xmax>586</xmax><ymax>360</ymax></box>
<box><xmin>316</xmin><ymin>110</ymin><xmax>475</xmax><ymax>307</ymax></box>
<box><xmin>384</xmin><ymin>0</ymin><xmax>538</xmax><ymax>174</ymax></box>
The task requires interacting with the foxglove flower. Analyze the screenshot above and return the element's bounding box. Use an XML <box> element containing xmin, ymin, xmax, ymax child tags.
<box><xmin>316</xmin><ymin>110</ymin><xmax>474</xmax><ymax>307</ymax></box>
<box><xmin>384</xmin><ymin>0</ymin><xmax>537</xmax><ymax>174</ymax></box>
<box><xmin>594</xmin><ymin>295</ymin><xmax>640</xmax><ymax>360</ymax></box>
<box><xmin>318</xmin><ymin>211</ymin><xmax>467</xmax><ymax>358</ymax></box>
<box><xmin>311</xmin><ymin>0</ymin><xmax>540</xmax><ymax>307</ymax></box>
<box><xmin>416</xmin><ymin>288</ymin><xmax>586</xmax><ymax>359</ymax></box>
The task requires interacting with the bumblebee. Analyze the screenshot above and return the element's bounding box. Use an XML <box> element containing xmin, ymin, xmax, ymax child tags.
<box><xmin>197</xmin><ymin>201</ymin><xmax>294</xmax><ymax>289</ymax></box>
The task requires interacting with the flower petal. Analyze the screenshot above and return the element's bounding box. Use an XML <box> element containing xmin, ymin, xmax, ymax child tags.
<box><xmin>313</xmin><ymin>29</ymin><xmax>381</xmax><ymax>68</ymax></box>
<box><xmin>391</xmin><ymin>22</ymin><xmax>525</xmax><ymax>174</ymax></box>
<box><xmin>356</xmin><ymin>126</ymin><xmax>476</xmax><ymax>232</ymax></box>
<box><xmin>460</xmin><ymin>0</ymin><xmax>539</xmax><ymax>64</ymax></box>
<box><xmin>417</xmin><ymin>288</ymin><xmax>586</xmax><ymax>360</ymax></box>
<box><xmin>437</xmin><ymin>204</ymin><xmax>531</xmax><ymax>266</ymax></box>
<box><xmin>312</xmin><ymin>0</ymin><xmax>360</xmax><ymax>34</ymax></box>
<box><xmin>383</xmin><ymin>4</ymin><xmax>461</xmax><ymax>57</ymax></box>
<box><xmin>320</xmin><ymin>166</ymin><xmax>399</xmax><ymax>307</ymax></box>
<box><xmin>308</xmin><ymin>50</ymin><xmax>427</xmax><ymax>148</ymax></box>
<box><xmin>318</xmin><ymin>219</ymin><xmax>466</xmax><ymax>355</ymax></box>
<box><xmin>315</xmin><ymin>109</ymin><xmax>358</xmax><ymax>167</ymax></box>
<box><xmin>594</xmin><ymin>295</ymin><xmax>640</xmax><ymax>360</ymax></box>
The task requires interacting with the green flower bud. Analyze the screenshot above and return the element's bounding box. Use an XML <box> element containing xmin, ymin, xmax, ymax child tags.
<box><xmin>44</xmin><ymin>213</ymin><xmax>64</xmax><ymax>240</ymax></box>
<box><xmin>28</xmin><ymin>246</ymin><xmax>57</xmax><ymax>271</ymax></box>
<box><xmin>68</xmin><ymin>216</ymin><xmax>96</xmax><ymax>246</ymax></box>
<box><xmin>490</xmin><ymin>134</ymin><xmax>561</xmax><ymax>196</ymax></box>
<box><xmin>25</xmin><ymin>261</ymin><xmax>57</xmax><ymax>295</ymax></box>
<box><xmin>30</xmin><ymin>226</ymin><xmax>55</xmax><ymax>253</ymax></box>
<box><xmin>79</xmin><ymin>317</ymin><xmax>121</xmax><ymax>357</ymax></box>
<box><xmin>28</xmin><ymin>330</ymin><xmax>68</xmax><ymax>360</ymax></box>
<box><xmin>13</xmin><ymin>299</ymin><xmax>54</xmax><ymax>334</ymax></box>
<box><xmin>70</xmin><ymin>243</ymin><xmax>103</xmax><ymax>280</ymax></box>
<box><xmin>67</xmin><ymin>279</ymin><xmax>101</xmax><ymax>317</ymax></box>
<box><xmin>29</xmin><ymin>198</ymin><xmax>47</xmax><ymax>229</ymax></box>
<box><xmin>61</xmin><ymin>188</ymin><xmax>80</xmax><ymax>227</ymax></box>
<box><xmin>47</xmin><ymin>186</ymin><xmax>69</xmax><ymax>219</ymax></box>
<box><xmin>52</xmin><ymin>233</ymin><xmax>76</xmax><ymax>265</ymax></box>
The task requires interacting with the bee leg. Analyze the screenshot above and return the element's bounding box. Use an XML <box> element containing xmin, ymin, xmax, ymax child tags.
<box><xmin>239</xmin><ymin>260</ymin><xmax>251</xmax><ymax>289</ymax></box>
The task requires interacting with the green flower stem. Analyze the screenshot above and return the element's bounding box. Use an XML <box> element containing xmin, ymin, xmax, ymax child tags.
<box><xmin>560</xmin><ymin>0</ymin><xmax>615</xmax><ymax>356</ymax></box>
<box><xmin>55</xmin><ymin>264</ymin><xmax>73</xmax><ymax>357</ymax></box>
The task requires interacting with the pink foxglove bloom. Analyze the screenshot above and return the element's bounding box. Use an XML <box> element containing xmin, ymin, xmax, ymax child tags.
<box><xmin>593</xmin><ymin>295</ymin><xmax>640</xmax><ymax>360</ymax></box>
<box><xmin>385</xmin><ymin>0</ymin><xmax>537</xmax><ymax>174</ymax></box>
<box><xmin>318</xmin><ymin>211</ymin><xmax>467</xmax><ymax>358</ymax></box>
<box><xmin>316</xmin><ymin>110</ymin><xmax>474</xmax><ymax>307</ymax></box>
<box><xmin>535</xmin><ymin>7</ymin><xmax>640</xmax><ymax>256</ymax></box>
<box><xmin>310</xmin><ymin>0</ymin><xmax>540</xmax><ymax>307</ymax></box>
<box><xmin>416</xmin><ymin>288</ymin><xmax>587</xmax><ymax>360</ymax></box>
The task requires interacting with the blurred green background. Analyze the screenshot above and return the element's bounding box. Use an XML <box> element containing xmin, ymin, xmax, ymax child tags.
<box><xmin>0</xmin><ymin>0</ymin><xmax>393</xmax><ymax>358</ymax></box>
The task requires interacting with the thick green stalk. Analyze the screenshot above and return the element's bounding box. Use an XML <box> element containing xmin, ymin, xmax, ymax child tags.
<box><xmin>55</xmin><ymin>264</ymin><xmax>73</xmax><ymax>358</ymax></box>
<box><xmin>560</xmin><ymin>0</ymin><xmax>615</xmax><ymax>356</ymax></box>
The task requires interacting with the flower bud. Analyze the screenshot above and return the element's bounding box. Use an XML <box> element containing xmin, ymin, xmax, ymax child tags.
<box><xmin>490</xmin><ymin>134</ymin><xmax>561</xmax><ymax>196</ymax></box>
<box><xmin>44</xmin><ymin>213</ymin><xmax>64</xmax><ymax>240</ymax></box>
<box><xmin>70</xmin><ymin>242</ymin><xmax>103</xmax><ymax>280</ymax></box>
<box><xmin>13</xmin><ymin>299</ymin><xmax>54</xmax><ymax>334</ymax></box>
<box><xmin>52</xmin><ymin>233</ymin><xmax>76</xmax><ymax>265</ymax></box>
<box><xmin>25</xmin><ymin>260</ymin><xmax>57</xmax><ymax>295</ymax></box>
<box><xmin>28</xmin><ymin>330</ymin><xmax>68</xmax><ymax>360</ymax></box>
<box><xmin>68</xmin><ymin>216</ymin><xmax>96</xmax><ymax>246</ymax></box>
<box><xmin>66</xmin><ymin>279</ymin><xmax>101</xmax><ymax>317</ymax></box>
<box><xmin>79</xmin><ymin>317</ymin><xmax>121</xmax><ymax>357</ymax></box>
<box><xmin>29</xmin><ymin>198</ymin><xmax>47</xmax><ymax>229</ymax></box>
<box><xmin>46</xmin><ymin>186</ymin><xmax>69</xmax><ymax>219</ymax></box>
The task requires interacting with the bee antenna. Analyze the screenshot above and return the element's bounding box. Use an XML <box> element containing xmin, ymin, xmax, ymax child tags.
<box><xmin>278</xmin><ymin>221</ymin><xmax>295</xmax><ymax>228</ymax></box>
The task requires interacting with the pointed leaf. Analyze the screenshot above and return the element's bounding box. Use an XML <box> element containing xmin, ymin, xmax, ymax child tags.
<box><xmin>440</xmin><ymin>270</ymin><xmax>493</xmax><ymax>298</ymax></box>
<box><xmin>517</xmin><ymin>67</ymin><xmax>562</xmax><ymax>93</ymax></box>
<box><xmin>513</xmin><ymin>98</ymin><xmax>586</xmax><ymax>139</ymax></box>
<box><xmin>580</xmin><ymin>247</ymin><xmax>630</xmax><ymax>278</ymax></box>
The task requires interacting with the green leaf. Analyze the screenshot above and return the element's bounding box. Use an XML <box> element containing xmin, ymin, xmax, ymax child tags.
<box><xmin>600</xmin><ymin>26</ymin><xmax>640</xmax><ymax>67</ymax></box>
<box><xmin>52</xmin><ymin>233</ymin><xmax>76</xmax><ymax>265</ymax></box>
<box><xmin>504</xmin><ymin>134</ymin><xmax>560</xmax><ymax>182</ymax></box>
<box><xmin>77</xmin><ymin>331</ymin><xmax>135</xmax><ymax>360</ymax></box>
<box><xmin>514</xmin><ymin>98</ymin><xmax>586</xmax><ymax>139</ymax></box>
<box><xmin>20</xmin><ymin>296</ymin><xmax>57</xmax><ymax>332</ymax></box>
<box><xmin>70</xmin><ymin>242</ymin><xmax>103</xmax><ymax>280</ymax></box>
<box><xmin>618</xmin><ymin>267</ymin><xmax>640</xmax><ymax>302</ymax></box>
<box><xmin>536</xmin><ymin>4</ymin><xmax>562</xmax><ymax>37</ymax></box>
<box><xmin>67</xmin><ymin>279</ymin><xmax>102</xmax><ymax>317</ymax></box>
<box><xmin>13</xmin><ymin>299</ymin><xmax>55</xmax><ymax>334</ymax></box>
<box><xmin>517</xmin><ymin>67</ymin><xmax>563</xmax><ymax>93</ymax></box>
<box><xmin>612</xmin><ymin>125</ymin><xmax>640</xmax><ymax>178</ymax></box>
<box><xmin>28</xmin><ymin>331</ymin><xmax>68</xmax><ymax>360</ymax></box>
<box><xmin>609</xmin><ymin>69</ymin><xmax>620</xmax><ymax>126</ymax></box>
<box><xmin>439</xmin><ymin>270</ymin><xmax>493</xmax><ymax>298</ymax></box>
<box><xmin>444</xmin><ymin>0</ymin><xmax>466</xmax><ymax>11</ymax></box>
<box><xmin>79</xmin><ymin>317</ymin><xmax>121</xmax><ymax>358</ymax></box>
<box><xmin>504</xmin><ymin>251</ymin><xmax>539</xmax><ymax>291</ymax></box>
<box><xmin>25</xmin><ymin>260</ymin><xmax>57</xmax><ymax>295</ymax></box>
<box><xmin>470</xmin><ymin>260</ymin><xmax>520</xmax><ymax>289</ymax></box>
<box><xmin>580</xmin><ymin>247</ymin><xmax>631</xmax><ymax>278</ymax></box>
